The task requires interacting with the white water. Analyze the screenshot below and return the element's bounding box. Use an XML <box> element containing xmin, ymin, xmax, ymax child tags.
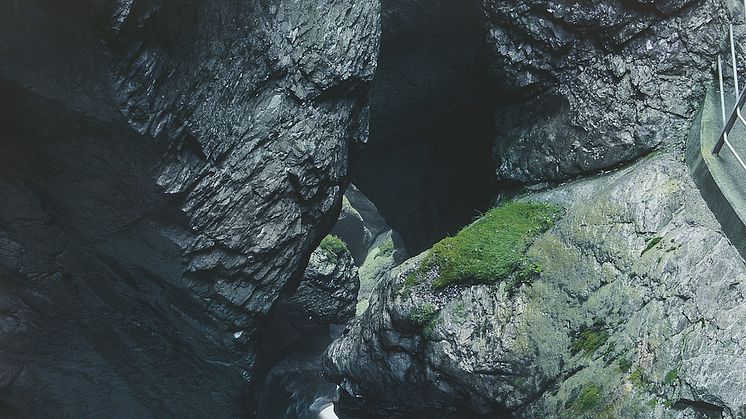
<box><xmin>318</xmin><ymin>403</ymin><xmax>338</xmax><ymax>419</ymax></box>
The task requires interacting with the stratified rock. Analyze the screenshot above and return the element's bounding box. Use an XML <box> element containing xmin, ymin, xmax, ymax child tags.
<box><xmin>324</xmin><ymin>154</ymin><xmax>746</xmax><ymax>418</ymax></box>
<box><xmin>356</xmin><ymin>231</ymin><xmax>408</xmax><ymax>315</ymax></box>
<box><xmin>329</xmin><ymin>184</ymin><xmax>408</xmax><ymax>316</ymax></box>
<box><xmin>486</xmin><ymin>0</ymin><xmax>726</xmax><ymax>183</ymax></box>
<box><xmin>0</xmin><ymin>0</ymin><xmax>379</xmax><ymax>416</ymax></box>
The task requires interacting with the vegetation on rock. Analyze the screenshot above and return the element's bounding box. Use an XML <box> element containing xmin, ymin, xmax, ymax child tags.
<box><xmin>414</xmin><ymin>201</ymin><xmax>561</xmax><ymax>289</ymax></box>
<box><xmin>571</xmin><ymin>323</ymin><xmax>610</xmax><ymax>356</ymax></box>
<box><xmin>617</xmin><ymin>357</ymin><xmax>632</xmax><ymax>373</ymax></box>
<box><xmin>377</xmin><ymin>238</ymin><xmax>395</xmax><ymax>258</ymax></box>
<box><xmin>641</xmin><ymin>236</ymin><xmax>662</xmax><ymax>255</ymax></box>
<box><xmin>410</xmin><ymin>302</ymin><xmax>440</xmax><ymax>337</ymax></box>
<box><xmin>568</xmin><ymin>384</ymin><xmax>603</xmax><ymax>415</ymax></box>
<box><xmin>664</xmin><ymin>368</ymin><xmax>679</xmax><ymax>385</ymax></box>
<box><xmin>320</xmin><ymin>235</ymin><xmax>349</xmax><ymax>263</ymax></box>
<box><xmin>629</xmin><ymin>368</ymin><xmax>649</xmax><ymax>389</ymax></box>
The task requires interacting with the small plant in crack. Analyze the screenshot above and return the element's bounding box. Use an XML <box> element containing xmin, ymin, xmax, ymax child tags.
<box><xmin>641</xmin><ymin>236</ymin><xmax>662</xmax><ymax>256</ymax></box>
<box><xmin>410</xmin><ymin>302</ymin><xmax>440</xmax><ymax>338</ymax></box>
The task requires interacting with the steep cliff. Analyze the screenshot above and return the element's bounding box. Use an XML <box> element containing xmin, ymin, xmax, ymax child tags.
<box><xmin>0</xmin><ymin>0</ymin><xmax>378</xmax><ymax>416</ymax></box>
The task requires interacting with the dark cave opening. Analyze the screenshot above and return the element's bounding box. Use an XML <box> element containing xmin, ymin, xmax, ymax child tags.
<box><xmin>350</xmin><ymin>0</ymin><xmax>501</xmax><ymax>255</ymax></box>
<box><xmin>253</xmin><ymin>1</ymin><xmax>526</xmax><ymax>415</ymax></box>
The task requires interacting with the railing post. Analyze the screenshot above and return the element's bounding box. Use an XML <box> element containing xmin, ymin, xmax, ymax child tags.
<box><xmin>732</xmin><ymin>24</ymin><xmax>740</xmax><ymax>98</ymax></box>
<box><xmin>714</xmin><ymin>55</ymin><xmax>728</xmax><ymax>155</ymax></box>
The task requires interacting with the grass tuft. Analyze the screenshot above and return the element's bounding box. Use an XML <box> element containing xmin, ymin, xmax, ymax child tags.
<box><xmin>641</xmin><ymin>236</ymin><xmax>662</xmax><ymax>256</ymax></box>
<box><xmin>617</xmin><ymin>357</ymin><xmax>632</xmax><ymax>373</ymax></box>
<box><xmin>415</xmin><ymin>201</ymin><xmax>561</xmax><ymax>290</ymax></box>
<box><xmin>320</xmin><ymin>235</ymin><xmax>348</xmax><ymax>263</ymax></box>
<box><xmin>629</xmin><ymin>368</ymin><xmax>649</xmax><ymax>389</ymax></box>
<box><xmin>410</xmin><ymin>302</ymin><xmax>440</xmax><ymax>338</ymax></box>
<box><xmin>664</xmin><ymin>368</ymin><xmax>679</xmax><ymax>385</ymax></box>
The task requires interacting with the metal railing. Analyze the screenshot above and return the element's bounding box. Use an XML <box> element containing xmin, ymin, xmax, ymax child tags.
<box><xmin>712</xmin><ymin>17</ymin><xmax>746</xmax><ymax>172</ymax></box>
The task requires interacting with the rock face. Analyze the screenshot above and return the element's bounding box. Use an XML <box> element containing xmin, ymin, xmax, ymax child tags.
<box><xmin>324</xmin><ymin>1</ymin><xmax>746</xmax><ymax>417</ymax></box>
<box><xmin>0</xmin><ymin>0</ymin><xmax>378</xmax><ymax>416</ymax></box>
<box><xmin>330</xmin><ymin>184</ymin><xmax>408</xmax><ymax>315</ymax></box>
<box><xmin>332</xmin><ymin>184</ymin><xmax>391</xmax><ymax>265</ymax></box>
<box><xmin>258</xmin><ymin>245</ymin><xmax>359</xmax><ymax>419</ymax></box>
<box><xmin>351</xmin><ymin>0</ymin><xmax>498</xmax><ymax>254</ymax></box>
<box><xmin>271</xmin><ymin>245</ymin><xmax>360</xmax><ymax>330</ymax></box>
<box><xmin>324</xmin><ymin>154</ymin><xmax>746</xmax><ymax>418</ymax></box>
<box><xmin>486</xmin><ymin>0</ymin><xmax>726</xmax><ymax>183</ymax></box>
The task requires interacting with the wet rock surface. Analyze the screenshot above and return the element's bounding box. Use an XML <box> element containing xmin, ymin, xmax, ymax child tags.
<box><xmin>2</xmin><ymin>0</ymin><xmax>744</xmax><ymax>418</ymax></box>
<box><xmin>0</xmin><ymin>0</ymin><xmax>378</xmax><ymax>416</ymax></box>
<box><xmin>487</xmin><ymin>0</ymin><xmax>726</xmax><ymax>183</ymax></box>
<box><xmin>324</xmin><ymin>154</ymin><xmax>746</xmax><ymax>418</ymax></box>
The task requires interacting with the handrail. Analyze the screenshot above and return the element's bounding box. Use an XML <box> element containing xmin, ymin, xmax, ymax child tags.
<box><xmin>711</xmin><ymin>22</ymin><xmax>746</xmax><ymax>173</ymax></box>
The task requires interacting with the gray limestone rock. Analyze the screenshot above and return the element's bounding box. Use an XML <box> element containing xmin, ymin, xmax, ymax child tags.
<box><xmin>486</xmin><ymin>0</ymin><xmax>727</xmax><ymax>183</ymax></box>
<box><xmin>324</xmin><ymin>154</ymin><xmax>746</xmax><ymax>418</ymax></box>
<box><xmin>332</xmin><ymin>184</ymin><xmax>390</xmax><ymax>265</ymax></box>
<box><xmin>278</xmin><ymin>246</ymin><xmax>361</xmax><ymax>327</ymax></box>
<box><xmin>0</xmin><ymin>0</ymin><xmax>379</xmax><ymax>416</ymax></box>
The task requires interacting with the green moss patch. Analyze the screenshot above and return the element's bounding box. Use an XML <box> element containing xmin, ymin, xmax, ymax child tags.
<box><xmin>377</xmin><ymin>238</ymin><xmax>394</xmax><ymax>258</ymax></box>
<box><xmin>617</xmin><ymin>357</ymin><xmax>632</xmax><ymax>373</ymax></box>
<box><xmin>629</xmin><ymin>368</ymin><xmax>649</xmax><ymax>389</ymax></box>
<box><xmin>568</xmin><ymin>384</ymin><xmax>603</xmax><ymax>415</ymax></box>
<box><xmin>320</xmin><ymin>235</ymin><xmax>348</xmax><ymax>263</ymax></box>
<box><xmin>571</xmin><ymin>323</ymin><xmax>610</xmax><ymax>356</ymax></box>
<box><xmin>664</xmin><ymin>368</ymin><xmax>679</xmax><ymax>385</ymax></box>
<box><xmin>413</xmin><ymin>201</ymin><xmax>561</xmax><ymax>290</ymax></box>
<box><xmin>641</xmin><ymin>236</ymin><xmax>662</xmax><ymax>256</ymax></box>
<box><xmin>410</xmin><ymin>302</ymin><xmax>440</xmax><ymax>337</ymax></box>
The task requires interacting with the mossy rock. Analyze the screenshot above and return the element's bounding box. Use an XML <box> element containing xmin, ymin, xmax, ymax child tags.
<box><xmin>567</xmin><ymin>384</ymin><xmax>603</xmax><ymax>415</ymax></box>
<box><xmin>320</xmin><ymin>235</ymin><xmax>349</xmax><ymax>263</ymax></box>
<box><xmin>571</xmin><ymin>323</ymin><xmax>610</xmax><ymax>356</ymax></box>
<box><xmin>376</xmin><ymin>238</ymin><xmax>395</xmax><ymax>258</ymax></box>
<box><xmin>409</xmin><ymin>201</ymin><xmax>562</xmax><ymax>290</ymax></box>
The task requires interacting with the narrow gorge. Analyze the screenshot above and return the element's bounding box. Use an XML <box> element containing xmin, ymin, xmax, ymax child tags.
<box><xmin>1</xmin><ymin>0</ymin><xmax>745</xmax><ymax>418</ymax></box>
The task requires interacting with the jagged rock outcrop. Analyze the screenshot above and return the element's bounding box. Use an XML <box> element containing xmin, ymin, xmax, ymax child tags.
<box><xmin>487</xmin><ymin>0</ymin><xmax>726</xmax><ymax>183</ymax></box>
<box><xmin>332</xmin><ymin>184</ymin><xmax>391</xmax><ymax>265</ymax></box>
<box><xmin>0</xmin><ymin>0</ymin><xmax>379</xmax><ymax>416</ymax></box>
<box><xmin>330</xmin><ymin>184</ymin><xmax>408</xmax><ymax>314</ymax></box>
<box><xmin>258</xmin><ymin>244</ymin><xmax>360</xmax><ymax>419</ymax></box>
<box><xmin>270</xmin><ymin>244</ymin><xmax>360</xmax><ymax>331</ymax></box>
<box><xmin>324</xmin><ymin>153</ymin><xmax>746</xmax><ymax>418</ymax></box>
<box><xmin>355</xmin><ymin>230</ymin><xmax>408</xmax><ymax>315</ymax></box>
